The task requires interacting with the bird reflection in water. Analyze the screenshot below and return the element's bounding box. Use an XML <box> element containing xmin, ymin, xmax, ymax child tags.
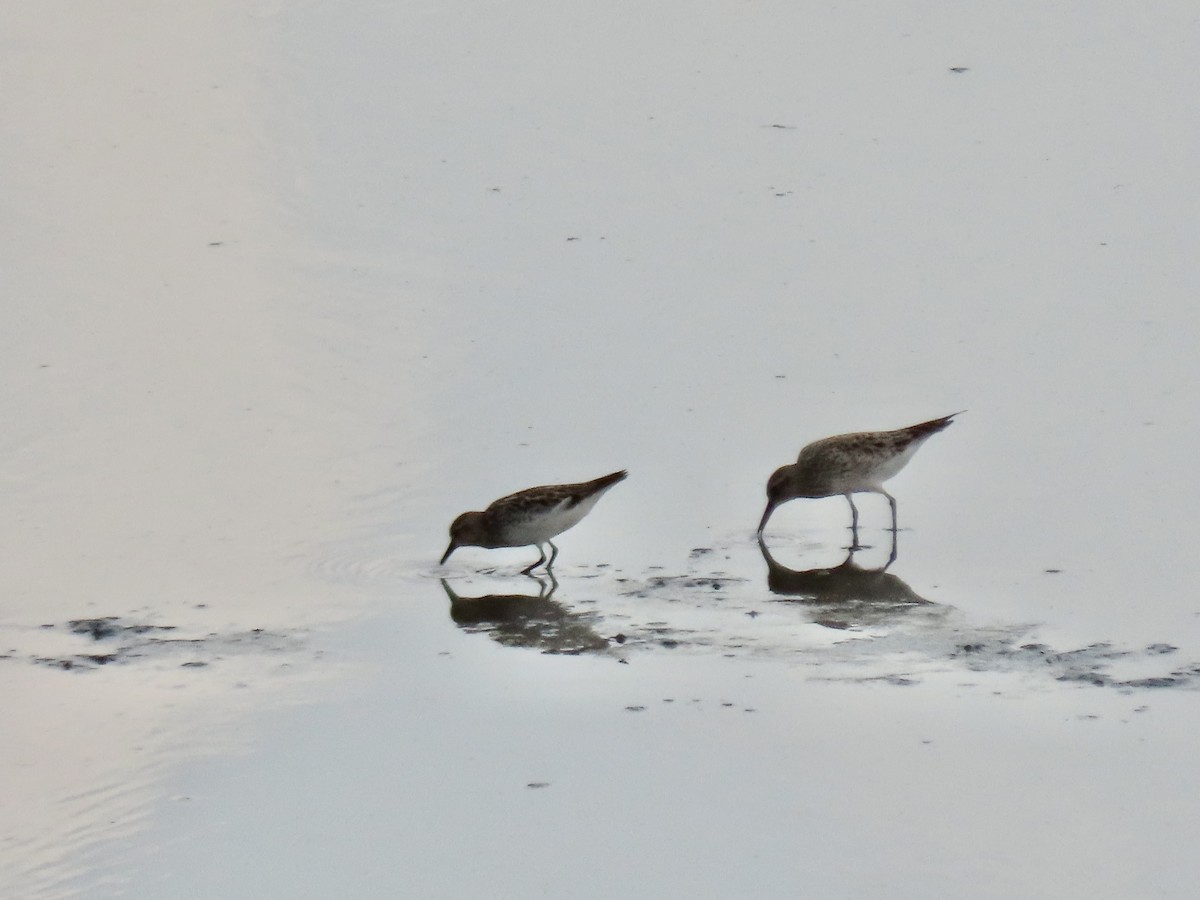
<box><xmin>440</xmin><ymin>575</ymin><xmax>611</xmax><ymax>654</ymax></box>
<box><xmin>757</xmin><ymin>532</ymin><xmax>941</xmax><ymax>630</ymax></box>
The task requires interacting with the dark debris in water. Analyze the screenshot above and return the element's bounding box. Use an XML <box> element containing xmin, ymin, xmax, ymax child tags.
<box><xmin>65</xmin><ymin>617</ymin><xmax>176</xmax><ymax>641</ymax></box>
<box><xmin>943</xmin><ymin>638</ymin><xmax>1200</xmax><ymax>691</ymax></box>
<box><xmin>1122</xmin><ymin>676</ymin><xmax>1182</xmax><ymax>689</ymax></box>
<box><xmin>620</xmin><ymin>573</ymin><xmax>749</xmax><ymax>600</ymax></box>
<box><xmin>1146</xmin><ymin>643</ymin><xmax>1177</xmax><ymax>655</ymax></box>
<box><xmin>36</xmin><ymin>653</ymin><xmax>119</xmax><ymax>670</ymax></box>
<box><xmin>20</xmin><ymin>617</ymin><xmax>298</xmax><ymax>672</ymax></box>
<box><xmin>442</xmin><ymin>560</ymin><xmax>1200</xmax><ymax>695</ymax></box>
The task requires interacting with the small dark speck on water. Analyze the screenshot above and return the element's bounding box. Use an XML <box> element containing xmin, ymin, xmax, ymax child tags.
<box><xmin>625</xmin><ymin>705</ymin><xmax>646</xmax><ymax>713</ymax></box>
<box><xmin>949</xmin><ymin>66</ymin><xmax>969</xmax><ymax>73</ymax></box>
<box><xmin>526</xmin><ymin>782</ymin><xmax>550</xmax><ymax>789</ymax></box>
<box><xmin>721</xmin><ymin>702</ymin><xmax>734</xmax><ymax>708</ymax></box>
<box><xmin>613</xmin><ymin>633</ymin><xmax>626</xmax><ymax>644</ymax></box>
<box><xmin>1044</xmin><ymin>568</ymin><xmax>1062</xmax><ymax>574</ymax></box>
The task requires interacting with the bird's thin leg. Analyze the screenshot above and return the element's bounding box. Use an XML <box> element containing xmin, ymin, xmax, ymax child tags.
<box><xmin>546</xmin><ymin>540</ymin><xmax>559</xmax><ymax>568</ymax></box>
<box><xmin>521</xmin><ymin>544</ymin><xmax>548</xmax><ymax>576</ymax></box>
<box><xmin>845</xmin><ymin>493</ymin><xmax>863</xmax><ymax>550</ymax></box>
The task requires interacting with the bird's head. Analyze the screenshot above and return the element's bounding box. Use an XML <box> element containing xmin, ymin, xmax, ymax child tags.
<box><xmin>440</xmin><ymin>511</ymin><xmax>487</xmax><ymax>564</ymax></box>
<box><xmin>758</xmin><ymin>465</ymin><xmax>795</xmax><ymax>534</ymax></box>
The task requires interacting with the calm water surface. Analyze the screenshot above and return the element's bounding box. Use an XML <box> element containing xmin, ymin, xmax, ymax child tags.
<box><xmin>5</xmin><ymin>1</ymin><xmax>1200</xmax><ymax>898</ymax></box>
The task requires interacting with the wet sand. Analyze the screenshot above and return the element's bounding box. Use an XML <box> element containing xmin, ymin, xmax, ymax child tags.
<box><xmin>4</xmin><ymin>1</ymin><xmax>1200</xmax><ymax>897</ymax></box>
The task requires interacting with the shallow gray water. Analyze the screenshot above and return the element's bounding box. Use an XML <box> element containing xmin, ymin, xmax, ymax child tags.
<box><xmin>5</xmin><ymin>1</ymin><xmax>1200</xmax><ymax>898</ymax></box>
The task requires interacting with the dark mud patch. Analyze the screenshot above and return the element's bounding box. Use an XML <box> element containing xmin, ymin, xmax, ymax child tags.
<box><xmin>20</xmin><ymin>617</ymin><xmax>300</xmax><ymax>672</ymax></box>
<box><xmin>438</xmin><ymin>537</ymin><xmax>1200</xmax><ymax>694</ymax></box>
<box><xmin>652</xmin><ymin>569</ymin><xmax>1200</xmax><ymax>692</ymax></box>
<box><xmin>941</xmin><ymin>639</ymin><xmax>1200</xmax><ymax>690</ymax></box>
<box><xmin>559</xmin><ymin>569</ymin><xmax>1200</xmax><ymax>693</ymax></box>
<box><xmin>63</xmin><ymin>617</ymin><xmax>177</xmax><ymax>640</ymax></box>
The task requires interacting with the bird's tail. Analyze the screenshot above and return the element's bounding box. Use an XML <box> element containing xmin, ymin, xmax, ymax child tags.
<box><xmin>906</xmin><ymin>411</ymin><xmax>966</xmax><ymax>439</ymax></box>
<box><xmin>589</xmin><ymin>470</ymin><xmax>629</xmax><ymax>491</ymax></box>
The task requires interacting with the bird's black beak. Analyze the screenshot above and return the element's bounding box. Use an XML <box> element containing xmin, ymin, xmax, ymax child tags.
<box><xmin>756</xmin><ymin>501</ymin><xmax>776</xmax><ymax>536</ymax></box>
<box><xmin>440</xmin><ymin>541</ymin><xmax>457</xmax><ymax>565</ymax></box>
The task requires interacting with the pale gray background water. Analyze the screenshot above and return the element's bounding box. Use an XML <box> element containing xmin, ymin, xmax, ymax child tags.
<box><xmin>4</xmin><ymin>2</ymin><xmax>1200</xmax><ymax>898</ymax></box>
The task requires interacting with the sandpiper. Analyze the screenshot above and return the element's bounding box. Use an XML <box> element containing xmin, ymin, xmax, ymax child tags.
<box><xmin>757</xmin><ymin>413</ymin><xmax>961</xmax><ymax>541</ymax></box>
<box><xmin>440</xmin><ymin>470</ymin><xmax>627</xmax><ymax>574</ymax></box>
